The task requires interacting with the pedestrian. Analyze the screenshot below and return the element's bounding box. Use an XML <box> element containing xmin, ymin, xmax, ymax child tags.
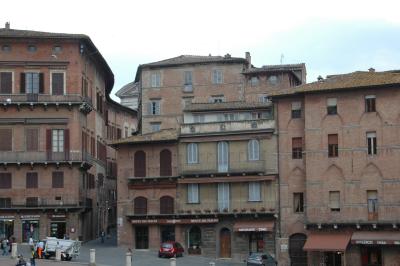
<box><xmin>2</xmin><ymin>237</ymin><xmax>8</xmax><ymax>256</ymax></box>
<box><xmin>37</xmin><ymin>240</ymin><xmax>44</xmax><ymax>259</ymax></box>
<box><xmin>100</xmin><ymin>230</ymin><xmax>105</xmax><ymax>243</ymax></box>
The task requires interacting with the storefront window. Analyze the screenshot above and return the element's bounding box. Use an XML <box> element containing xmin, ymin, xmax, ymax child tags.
<box><xmin>361</xmin><ymin>246</ymin><xmax>382</xmax><ymax>266</ymax></box>
<box><xmin>249</xmin><ymin>232</ymin><xmax>264</xmax><ymax>253</ymax></box>
<box><xmin>50</xmin><ymin>222</ymin><xmax>66</xmax><ymax>239</ymax></box>
<box><xmin>22</xmin><ymin>220</ymin><xmax>39</xmax><ymax>242</ymax></box>
<box><xmin>0</xmin><ymin>219</ymin><xmax>14</xmax><ymax>239</ymax></box>
<box><xmin>161</xmin><ymin>225</ymin><xmax>175</xmax><ymax>242</ymax></box>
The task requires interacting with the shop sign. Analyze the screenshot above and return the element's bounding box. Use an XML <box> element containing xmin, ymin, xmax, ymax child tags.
<box><xmin>238</xmin><ymin>227</ymin><xmax>268</xmax><ymax>232</ymax></box>
<box><xmin>280</xmin><ymin>244</ymin><xmax>288</xmax><ymax>251</ymax></box>
<box><xmin>130</xmin><ymin>218</ymin><xmax>219</xmax><ymax>225</ymax></box>
<box><xmin>20</xmin><ymin>215</ymin><xmax>40</xmax><ymax>220</ymax></box>
<box><xmin>50</xmin><ymin>214</ymin><xmax>66</xmax><ymax>219</ymax></box>
<box><xmin>70</xmin><ymin>227</ymin><xmax>75</xmax><ymax>233</ymax></box>
<box><xmin>352</xmin><ymin>240</ymin><xmax>399</xmax><ymax>245</ymax></box>
<box><xmin>0</xmin><ymin>215</ymin><xmax>15</xmax><ymax>219</ymax></box>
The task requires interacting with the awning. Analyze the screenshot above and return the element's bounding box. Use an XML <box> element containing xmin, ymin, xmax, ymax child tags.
<box><xmin>233</xmin><ymin>220</ymin><xmax>274</xmax><ymax>232</ymax></box>
<box><xmin>303</xmin><ymin>232</ymin><xmax>352</xmax><ymax>251</ymax></box>
<box><xmin>351</xmin><ymin>231</ymin><xmax>400</xmax><ymax>245</ymax></box>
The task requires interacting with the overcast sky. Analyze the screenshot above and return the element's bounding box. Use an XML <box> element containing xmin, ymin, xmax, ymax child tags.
<box><xmin>2</xmin><ymin>0</ymin><xmax>400</xmax><ymax>101</ymax></box>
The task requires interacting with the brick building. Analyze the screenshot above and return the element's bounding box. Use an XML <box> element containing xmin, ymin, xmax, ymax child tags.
<box><xmin>272</xmin><ymin>70</ymin><xmax>400</xmax><ymax>266</ymax></box>
<box><xmin>0</xmin><ymin>23</ymin><xmax>136</xmax><ymax>242</ymax></box>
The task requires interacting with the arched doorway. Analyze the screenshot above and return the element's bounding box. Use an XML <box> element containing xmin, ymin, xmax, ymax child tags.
<box><xmin>188</xmin><ymin>226</ymin><xmax>202</xmax><ymax>254</ymax></box>
<box><xmin>289</xmin><ymin>233</ymin><xmax>307</xmax><ymax>266</ymax></box>
<box><xmin>220</xmin><ymin>228</ymin><xmax>231</xmax><ymax>258</ymax></box>
<box><xmin>160</xmin><ymin>149</ymin><xmax>172</xmax><ymax>176</ymax></box>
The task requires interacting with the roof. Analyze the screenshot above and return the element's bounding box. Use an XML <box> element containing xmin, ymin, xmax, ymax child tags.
<box><xmin>184</xmin><ymin>101</ymin><xmax>272</xmax><ymax>112</ymax></box>
<box><xmin>115</xmin><ymin>81</ymin><xmax>139</xmax><ymax>98</ymax></box>
<box><xmin>303</xmin><ymin>232</ymin><xmax>352</xmax><ymax>252</ymax></box>
<box><xmin>110</xmin><ymin>129</ymin><xmax>178</xmax><ymax>146</ymax></box>
<box><xmin>0</xmin><ymin>25</ymin><xmax>137</xmax><ymax>116</ymax></box>
<box><xmin>243</xmin><ymin>63</ymin><xmax>305</xmax><ymax>74</ymax></box>
<box><xmin>271</xmin><ymin>71</ymin><xmax>400</xmax><ymax>97</ymax></box>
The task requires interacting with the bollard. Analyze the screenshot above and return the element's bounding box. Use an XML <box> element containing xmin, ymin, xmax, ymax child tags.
<box><xmin>170</xmin><ymin>257</ymin><xmax>176</xmax><ymax>266</ymax></box>
<box><xmin>89</xmin><ymin>248</ymin><xmax>96</xmax><ymax>266</ymax></box>
<box><xmin>209</xmin><ymin>262</ymin><xmax>215</xmax><ymax>266</ymax></box>
<box><xmin>126</xmin><ymin>252</ymin><xmax>132</xmax><ymax>266</ymax></box>
<box><xmin>11</xmin><ymin>243</ymin><xmax>17</xmax><ymax>259</ymax></box>
<box><xmin>55</xmin><ymin>248</ymin><xmax>61</xmax><ymax>261</ymax></box>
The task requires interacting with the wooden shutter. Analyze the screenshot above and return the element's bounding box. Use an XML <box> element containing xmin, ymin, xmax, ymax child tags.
<box><xmin>0</xmin><ymin>129</ymin><xmax>12</xmax><ymax>151</ymax></box>
<box><xmin>52</xmin><ymin>171</ymin><xmax>64</xmax><ymax>188</ymax></box>
<box><xmin>0</xmin><ymin>173</ymin><xmax>12</xmax><ymax>189</ymax></box>
<box><xmin>160</xmin><ymin>149</ymin><xmax>172</xmax><ymax>176</ymax></box>
<box><xmin>134</xmin><ymin>197</ymin><xmax>147</xmax><ymax>215</ymax></box>
<box><xmin>0</xmin><ymin>72</ymin><xmax>12</xmax><ymax>94</ymax></box>
<box><xmin>26</xmin><ymin>128</ymin><xmax>39</xmax><ymax>151</ymax></box>
<box><xmin>117</xmin><ymin>128</ymin><xmax>122</xmax><ymax>139</ymax></box>
<box><xmin>64</xmin><ymin>129</ymin><xmax>70</xmax><ymax>160</ymax></box>
<box><xmin>39</xmin><ymin>73</ymin><xmax>44</xmax><ymax>93</ymax></box>
<box><xmin>20</xmin><ymin>73</ymin><xmax>25</xmax><ymax>93</ymax></box>
<box><xmin>52</xmin><ymin>73</ymin><xmax>64</xmax><ymax>95</ymax></box>
<box><xmin>26</xmin><ymin>172</ymin><xmax>38</xmax><ymax>188</ymax></box>
<box><xmin>160</xmin><ymin>196</ymin><xmax>174</xmax><ymax>214</ymax></box>
<box><xmin>46</xmin><ymin>129</ymin><xmax>52</xmax><ymax>160</ymax></box>
<box><xmin>134</xmin><ymin>151</ymin><xmax>146</xmax><ymax>177</ymax></box>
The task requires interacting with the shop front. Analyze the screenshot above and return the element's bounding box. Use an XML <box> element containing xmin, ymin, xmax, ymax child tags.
<box><xmin>49</xmin><ymin>214</ymin><xmax>67</xmax><ymax>239</ymax></box>
<box><xmin>21</xmin><ymin>215</ymin><xmax>40</xmax><ymax>242</ymax></box>
<box><xmin>0</xmin><ymin>216</ymin><xmax>14</xmax><ymax>239</ymax></box>
<box><xmin>233</xmin><ymin>220</ymin><xmax>275</xmax><ymax>254</ymax></box>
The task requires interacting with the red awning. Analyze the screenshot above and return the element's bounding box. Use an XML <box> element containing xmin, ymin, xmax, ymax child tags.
<box><xmin>233</xmin><ymin>220</ymin><xmax>274</xmax><ymax>232</ymax></box>
<box><xmin>303</xmin><ymin>232</ymin><xmax>352</xmax><ymax>252</ymax></box>
<box><xmin>351</xmin><ymin>231</ymin><xmax>400</xmax><ymax>245</ymax></box>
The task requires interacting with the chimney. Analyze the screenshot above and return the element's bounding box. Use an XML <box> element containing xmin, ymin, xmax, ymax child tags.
<box><xmin>317</xmin><ymin>75</ymin><xmax>324</xmax><ymax>81</ymax></box>
<box><xmin>5</xmin><ymin>22</ymin><xmax>10</xmax><ymax>29</ymax></box>
<box><xmin>368</xmin><ymin>67</ymin><xmax>375</xmax><ymax>72</ymax></box>
<box><xmin>245</xmin><ymin>52</ymin><xmax>251</xmax><ymax>69</ymax></box>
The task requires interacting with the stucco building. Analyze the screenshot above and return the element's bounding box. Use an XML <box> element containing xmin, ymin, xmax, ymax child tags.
<box><xmin>115</xmin><ymin>81</ymin><xmax>139</xmax><ymax>110</ymax></box>
<box><xmin>0</xmin><ymin>23</ymin><xmax>136</xmax><ymax>242</ymax></box>
<box><xmin>272</xmin><ymin>70</ymin><xmax>400</xmax><ymax>266</ymax></box>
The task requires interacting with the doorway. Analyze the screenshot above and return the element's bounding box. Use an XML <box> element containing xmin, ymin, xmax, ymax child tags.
<box><xmin>289</xmin><ymin>233</ymin><xmax>307</xmax><ymax>266</ymax></box>
<box><xmin>361</xmin><ymin>246</ymin><xmax>382</xmax><ymax>266</ymax></box>
<box><xmin>0</xmin><ymin>219</ymin><xmax>14</xmax><ymax>239</ymax></box>
<box><xmin>325</xmin><ymin>252</ymin><xmax>342</xmax><ymax>266</ymax></box>
<box><xmin>249</xmin><ymin>232</ymin><xmax>264</xmax><ymax>253</ymax></box>
<box><xmin>50</xmin><ymin>222</ymin><xmax>66</xmax><ymax>239</ymax></box>
<box><xmin>160</xmin><ymin>225</ymin><xmax>175</xmax><ymax>242</ymax></box>
<box><xmin>135</xmin><ymin>226</ymin><xmax>149</xmax><ymax>249</ymax></box>
<box><xmin>220</xmin><ymin>228</ymin><xmax>231</xmax><ymax>258</ymax></box>
<box><xmin>22</xmin><ymin>220</ymin><xmax>39</xmax><ymax>242</ymax></box>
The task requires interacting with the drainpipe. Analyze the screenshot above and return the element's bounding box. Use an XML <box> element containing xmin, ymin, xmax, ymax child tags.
<box><xmin>275</xmin><ymin>99</ymin><xmax>282</xmax><ymax>258</ymax></box>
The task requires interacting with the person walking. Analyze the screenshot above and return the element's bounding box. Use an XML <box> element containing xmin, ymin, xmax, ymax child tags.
<box><xmin>100</xmin><ymin>230</ymin><xmax>105</xmax><ymax>244</ymax></box>
<box><xmin>2</xmin><ymin>237</ymin><xmax>8</xmax><ymax>256</ymax></box>
<box><xmin>30</xmin><ymin>247</ymin><xmax>36</xmax><ymax>266</ymax></box>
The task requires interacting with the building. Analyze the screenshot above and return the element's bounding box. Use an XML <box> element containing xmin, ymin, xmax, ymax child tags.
<box><xmin>0</xmin><ymin>23</ymin><xmax>137</xmax><ymax>242</ymax></box>
<box><xmin>115</xmin><ymin>53</ymin><xmax>306</xmax><ymax>262</ymax></box>
<box><xmin>272</xmin><ymin>70</ymin><xmax>400</xmax><ymax>266</ymax></box>
<box><xmin>115</xmin><ymin>81</ymin><xmax>139</xmax><ymax>110</ymax></box>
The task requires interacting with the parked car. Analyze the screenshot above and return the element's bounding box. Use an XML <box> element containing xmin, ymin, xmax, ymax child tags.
<box><xmin>246</xmin><ymin>252</ymin><xmax>277</xmax><ymax>266</ymax></box>
<box><xmin>158</xmin><ymin>241</ymin><xmax>184</xmax><ymax>258</ymax></box>
<box><xmin>43</xmin><ymin>237</ymin><xmax>81</xmax><ymax>261</ymax></box>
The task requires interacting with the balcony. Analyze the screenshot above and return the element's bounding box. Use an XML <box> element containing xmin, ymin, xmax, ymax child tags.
<box><xmin>180</xmin><ymin>119</ymin><xmax>275</xmax><ymax>136</ymax></box>
<box><xmin>0</xmin><ymin>94</ymin><xmax>93</xmax><ymax>114</ymax></box>
<box><xmin>0</xmin><ymin>196</ymin><xmax>90</xmax><ymax>210</ymax></box>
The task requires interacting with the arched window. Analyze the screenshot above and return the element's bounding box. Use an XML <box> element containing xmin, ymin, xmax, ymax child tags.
<box><xmin>217</xmin><ymin>141</ymin><xmax>229</xmax><ymax>172</ymax></box>
<box><xmin>248</xmin><ymin>139</ymin><xmax>260</xmax><ymax>161</ymax></box>
<box><xmin>160</xmin><ymin>196</ymin><xmax>174</xmax><ymax>214</ymax></box>
<box><xmin>187</xmin><ymin>143</ymin><xmax>198</xmax><ymax>164</ymax></box>
<box><xmin>134</xmin><ymin>151</ymin><xmax>146</xmax><ymax>177</ymax></box>
<box><xmin>134</xmin><ymin>197</ymin><xmax>147</xmax><ymax>215</ymax></box>
<box><xmin>160</xmin><ymin>149</ymin><xmax>172</xmax><ymax>176</ymax></box>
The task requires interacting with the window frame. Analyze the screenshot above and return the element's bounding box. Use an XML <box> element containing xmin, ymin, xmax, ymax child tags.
<box><xmin>329</xmin><ymin>191</ymin><xmax>340</xmax><ymax>212</ymax></box>
<box><xmin>292</xmin><ymin>137</ymin><xmax>303</xmax><ymax>159</ymax></box>
<box><xmin>291</xmin><ymin>101</ymin><xmax>302</xmax><ymax>119</ymax></box>
<box><xmin>187</xmin><ymin>143</ymin><xmax>199</xmax><ymax>164</ymax></box>
<box><xmin>149</xmin><ymin>100</ymin><xmax>161</xmax><ymax>115</ymax></box>
<box><xmin>184</xmin><ymin>71</ymin><xmax>193</xmax><ymax>85</ymax></box>
<box><xmin>248</xmin><ymin>139</ymin><xmax>260</xmax><ymax>161</ymax></box>
<box><xmin>293</xmin><ymin>192</ymin><xmax>304</xmax><ymax>213</ymax></box>
<box><xmin>365</xmin><ymin>95</ymin><xmax>376</xmax><ymax>112</ymax></box>
<box><xmin>212</xmin><ymin>69</ymin><xmax>223</xmax><ymax>84</ymax></box>
<box><xmin>327</xmin><ymin>98</ymin><xmax>337</xmax><ymax>115</ymax></box>
<box><xmin>328</xmin><ymin>134</ymin><xmax>338</xmax><ymax>158</ymax></box>
<box><xmin>0</xmin><ymin>71</ymin><xmax>13</xmax><ymax>94</ymax></box>
<box><xmin>150</xmin><ymin>123</ymin><xmax>161</xmax><ymax>132</ymax></box>
<box><xmin>26</xmin><ymin>172</ymin><xmax>38</xmax><ymax>189</ymax></box>
<box><xmin>367</xmin><ymin>132</ymin><xmax>377</xmax><ymax>155</ymax></box>
<box><xmin>52</xmin><ymin>129</ymin><xmax>65</xmax><ymax>153</ymax></box>
<box><xmin>248</xmin><ymin>181</ymin><xmax>261</xmax><ymax>202</ymax></box>
<box><xmin>187</xmin><ymin>183</ymin><xmax>199</xmax><ymax>204</ymax></box>
<box><xmin>151</xmin><ymin>72</ymin><xmax>161</xmax><ymax>88</ymax></box>
<box><xmin>50</xmin><ymin>70</ymin><xmax>66</xmax><ymax>95</ymax></box>
<box><xmin>52</xmin><ymin>171</ymin><xmax>64</xmax><ymax>188</ymax></box>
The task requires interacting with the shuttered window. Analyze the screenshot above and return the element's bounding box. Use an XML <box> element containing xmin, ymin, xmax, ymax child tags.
<box><xmin>0</xmin><ymin>198</ymin><xmax>11</xmax><ymax>208</ymax></box>
<box><xmin>0</xmin><ymin>129</ymin><xmax>12</xmax><ymax>151</ymax></box>
<box><xmin>160</xmin><ymin>149</ymin><xmax>172</xmax><ymax>176</ymax></box>
<box><xmin>217</xmin><ymin>183</ymin><xmax>230</xmax><ymax>211</ymax></box>
<box><xmin>24</xmin><ymin>72</ymin><xmax>44</xmax><ymax>94</ymax></box>
<box><xmin>328</xmin><ymin>134</ymin><xmax>338</xmax><ymax>157</ymax></box>
<box><xmin>217</xmin><ymin>142</ymin><xmax>229</xmax><ymax>172</ymax></box>
<box><xmin>160</xmin><ymin>196</ymin><xmax>174</xmax><ymax>214</ymax></box>
<box><xmin>26</xmin><ymin>172</ymin><xmax>38</xmax><ymax>189</ymax></box>
<box><xmin>134</xmin><ymin>197</ymin><xmax>147</xmax><ymax>215</ymax></box>
<box><xmin>134</xmin><ymin>151</ymin><xmax>146</xmax><ymax>177</ymax></box>
<box><xmin>292</xmin><ymin>137</ymin><xmax>303</xmax><ymax>159</ymax></box>
<box><xmin>291</xmin><ymin>101</ymin><xmax>302</xmax><ymax>118</ymax></box>
<box><xmin>187</xmin><ymin>184</ymin><xmax>199</xmax><ymax>203</ymax></box>
<box><xmin>329</xmin><ymin>191</ymin><xmax>340</xmax><ymax>211</ymax></box>
<box><xmin>26</xmin><ymin>197</ymin><xmax>38</xmax><ymax>207</ymax></box>
<box><xmin>52</xmin><ymin>171</ymin><xmax>64</xmax><ymax>188</ymax></box>
<box><xmin>248</xmin><ymin>139</ymin><xmax>260</xmax><ymax>161</ymax></box>
<box><xmin>0</xmin><ymin>72</ymin><xmax>12</xmax><ymax>93</ymax></box>
<box><xmin>151</xmin><ymin>73</ymin><xmax>161</xmax><ymax>87</ymax></box>
<box><xmin>187</xmin><ymin>143</ymin><xmax>198</xmax><ymax>164</ymax></box>
<box><xmin>248</xmin><ymin>182</ymin><xmax>261</xmax><ymax>201</ymax></box>
<box><xmin>51</xmin><ymin>72</ymin><xmax>64</xmax><ymax>95</ymax></box>
<box><xmin>0</xmin><ymin>173</ymin><xmax>12</xmax><ymax>189</ymax></box>
<box><xmin>365</xmin><ymin>95</ymin><xmax>376</xmax><ymax>112</ymax></box>
<box><xmin>26</xmin><ymin>128</ymin><xmax>39</xmax><ymax>151</ymax></box>
<box><xmin>148</xmin><ymin>100</ymin><xmax>160</xmax><ymax>115</ymax></box>
<box><xmin>52</xmin><ymin>129</ymin><xmax>64</xmax><ymax>152</ymax></box>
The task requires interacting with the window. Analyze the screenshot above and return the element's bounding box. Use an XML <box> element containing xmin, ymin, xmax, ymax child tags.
<box><xmin>217</xmin><ymin>141</ymin><xmax>229</xmax><ymax>172</ymax></box>
<box><xmin>1</xmin><ymin>45</ymin><xmax>11</xmax><ymax>52</ymax></box>
<box><xmin>151</xmin><ymin>123</ymin><xmax>161</xmax><ymax>132</ymax></box>
<box><xmin>134</xmin><ymin>151</ymin><xmax>146</xmax><ymax>177</ymax></box>
<box><xmin>193</xmin><ymin>114</ymin><xmax>205</xmax><ymax>123</ymax></box>
<box><xmin>327</xmin><ymin>98</ymin><xmax>337</xmax><ymax>115</ymax></box>
<box><xmin>248</xmin><ymin>182</ymin><xmax>261</xmax><ymax>201</ymax></box>
<box><xmin>0</xmin><ymin>173</ymin><xmax>11</xmax><ymax>189</ymax></box>
<box><xmin>26</xmin><ymin>197</ymin><xmax>38</xmax><ymax>207</ymax></box>
<box><xmin>292</xmin><ymin>137</ymin><xmax>303</xmax><ymax>159</ymax></box>
<box><xmin>52</xmin><ymin>172</ymin><xmax>64</xmax><ymax>188</ymax></box>
<box><xmin>160</xmin><ymin>196</ymin><xmax>174</xmax><ymax>214</ymax></box>
<box><xmin>187</xmin><ymin>143</ymin><xmax>198</xmax><ymax>164</ymax></box>
<box><xmin>52</xmin><ymin>129</ymin><xmax>64</xmax><ymax>152</ymax></box>
<box><xmin>51</xmin><ymin>72</ymin><xmax>64</xmax><ymax>95</ymax></box>
<box><xmin>52</xmin><ymin>46</ymin><xmax>62</xmax><ymax>53</ymax></box>
<box><xmin>329</xmin><ymin>191</ymin><xmax>340</xmax><ymax>211</ymax></box>
<box><xmin>248</xmin><ymin>139</ymin><xmax>260</xmax><ymax>161</ymax></box>
<box><xmin>291</xmin><ymin>102</ymin><xmax>302</xmax><ymax>118</ymax></box>
<box><xmin>210</xmin><ymin>95</ymin><xmax>225</xmax><ymax>103</ymax></box>
<box><xmin>160</xmin><ymin>149</ymin><xmax>172</xmax><ymax>176</ymax></box>
<box><xmin>0</xmin><ymin>72</ymin><xmax>12</xmax><ymax>93</ymax></box>
<box><xmin>96</xmin><ymin>92</ymin><xmax>104</xmax><ymax>114</ymax></box>
<box><xmin>26</xmin><ymin>128</ymin><xmax>39</xmax><ymax>151</ymax></box>
<box><xmin>250</xmin><ymin>77</ymin><xmax>259</xmax><ymax>86</ymax></box>
<box><xmin>367</xmin><ymin>132</ymin><xmax>377</xmax><ymax>155</ymax></box>
<box><xmin>212</xmin><ymin>69</ymin><xmax>223</xmax><ymax>84</ymax></box>
<box><xmin>268</xmin><ymin>75</ymin><xmax>279</xmax><ymax>85</ymax></box>
<box><xmin>217</xmin><ymin>183</ymin><xmax>230</xmax><ymax>211</ymax></box>
<box><xmin>0</xmin><ymin>129</ymin><xmax>12</xmax><ymax>151</ymax></box>
<box><xmin>151</xmin><ymin>72</ymin><xmax>161</xmax><ymax>88</ymax></box>
<box><xmin>259</xmin><ymin>95</ymin><xmax>270</xmax><ymax>103</ymax></box>
<box><xmin>367</xmin><ymin>190</ymin><xmax>378</xmax><ymax>220</ymax></box>
<box><xmin>187</xmin><ymin>184</ymin><xmax>199</xmax><ymax>203</ymax></box>
<box><xmin>27</xmin><ymin>45</ymin><xmax>37</xmax><ymax>52</ymax></box>
<box><xmin>184</xmin><ymin>71</ymin><xmax>193</xmax><ymax>85</ymax></box>
<box><xmin>124</xmin><ymin>127</ymin><xmax>129</xmax><ymax>138</ymax></box>
<box><xmin>134</xmin><ymin>197</ymin><xmax>147</xmax><ymax>215</ymax></box>
<box><xmin>22</xmin><ymin>72</ymin><xmax>44</xmax><ymax>95</ymax></box>
<box><xmin>87</xmin><ymin>173</ymin><xmax>95</xmax><ymax>189</ymax></box>
<box><xmin>26</xmin><ymin>172</ymin><xmax>38</xmax><ymax>189</ymax></box>
<box><xmin>293</xmin><ymin>193</ymin><xmax>304</xmax><ymax>213</ymax></box>
<box><xmin>148</xmin><ymin>100</ymin><xmax>160</xmax><ymax>115</ymax></box>
<box><xmin>0</xmin><ymin>198</ymin><xmax>11</xmax><ymax>208</ymax></box>
<box><xmin>328</xmin><ymin>134</ymin><xmax>338</xmax><ymax>157</ymax></box>
<box><xmin>365</xmin><ymin>95</ymin><xmax>376</xmax><ymax>112</ymax></box>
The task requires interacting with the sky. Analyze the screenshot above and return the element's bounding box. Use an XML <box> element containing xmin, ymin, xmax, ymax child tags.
<box><xmin>2</xmin><ymin>0</ymin><xmax>400</xmax><ymax>101</ymax></box>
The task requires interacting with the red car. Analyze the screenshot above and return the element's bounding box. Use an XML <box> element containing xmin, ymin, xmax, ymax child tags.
<box><xmin>158</xmin><ymin>241</ymin><xmax>184</xmax><ymax>258</ymax></box>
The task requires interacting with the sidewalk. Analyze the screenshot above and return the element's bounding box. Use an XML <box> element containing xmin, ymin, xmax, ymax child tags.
<box><xmin>0</xmin><ymin>256</ymin><xmax>86</xmax><ymax>266</ymax></box>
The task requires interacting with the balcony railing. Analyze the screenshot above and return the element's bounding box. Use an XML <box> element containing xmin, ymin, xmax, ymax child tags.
<box><xmin>0</xmin><ymin>196</ymin><xmax>90</xmax><ymax>210</ymax></box>
<box><xmin>122</xmin><ymin>199</ymin><xmax>277</xmax><ymax>216</ymax></box>
<box><xmin>122</xmin><ymin>166</ymin><xmax>179</xmax><ymax>179</ymax></box>
<box><xmin>180</xmin><ymin>119</ymin><xmax>275</xmax><ymax>135</ymax></box>
<box><xmin>0</xmin><ymin>151</ymin><xmax>94</xmax><ymax>164</ymax></box>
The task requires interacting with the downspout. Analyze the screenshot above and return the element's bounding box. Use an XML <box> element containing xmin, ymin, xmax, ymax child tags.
<box><xmin>275</xmin><ymin>99</ymin><xmax>282</xmax><ymax>257</ymax></box>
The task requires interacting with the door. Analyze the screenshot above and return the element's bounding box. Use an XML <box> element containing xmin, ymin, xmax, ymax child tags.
<box><xmin>289</xmin><ymin>233</ymin><xmax>307</xmax><ymax>266</ymax></box>
<box><xmin>50</xmin><ymin>222</ymin><xmax>66</xmax><ymax>239</ymax></box>
<box><xmin>217</xmin><ymin>183</ymin><xmax>230</xmax><ymax>211</ymax></box>
<box><xmin>160</xmin><ymin>225</ymin><xmax>175</xmax><ymax>242</ymax></box>
<box><xmin>220</xmin><ymin>228</ymin><xmax>231</xmax><ymax>258</ymax></box>
<box><xmin>217</xmin><ymin>142</ymin><xmax>229</xmax><ymax>172</ymax></box>
<box><xmin>135</xmin><ymin>226</ymin><xmax>149</xmax><ymax>249</ymax></box>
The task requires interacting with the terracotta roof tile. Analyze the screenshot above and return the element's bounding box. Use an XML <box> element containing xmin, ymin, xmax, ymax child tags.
<box><xmin>142</xmin><ymin>55</ymin><xmax>247</xmax><ymax>68</ymax></box>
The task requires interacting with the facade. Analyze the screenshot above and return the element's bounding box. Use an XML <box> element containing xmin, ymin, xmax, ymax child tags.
<box><xmin>0</xmin><ymin>23</ymin><xmax>137</xmax><ymax>242</ymax></box>
<box><xmin>115</xmin><ymin>81</ymin><xmax>139</xmax><ymax>110</ymax></box>
<box><xmin>272</xmin><ymin>70</ymin><xmax>400</xmax><ymax>266</ymax></box>
<box><xmin>115</xmin><ymin>53</ymin><xmax>306</xmax><ymax>262</ymax></box>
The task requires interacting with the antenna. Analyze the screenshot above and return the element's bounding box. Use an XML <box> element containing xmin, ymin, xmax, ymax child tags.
<box><xmin>280</xmin><ymin>54</ymin><xmax>284</xmax><ymax>64</ymax></box>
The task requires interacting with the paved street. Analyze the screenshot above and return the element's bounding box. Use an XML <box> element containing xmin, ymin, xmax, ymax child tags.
<box><xmin>11</xmin><ymin>235</ymin><xmax>245</xmax><ymax>266</ymax></box>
